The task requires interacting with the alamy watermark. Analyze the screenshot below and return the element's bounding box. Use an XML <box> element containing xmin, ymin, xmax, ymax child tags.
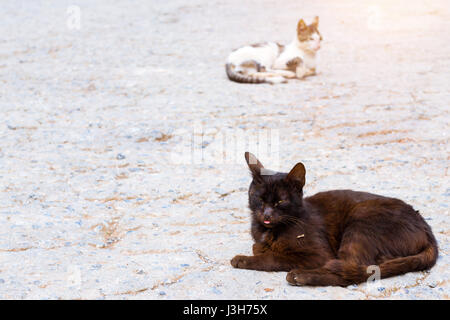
<box><xmin>169</xmin><ymin>121</ymin><xmax>280</xmax><ymax>170</ymax></box>
<box><xmin>67</xmin><ymin>5</ymin><xmax>81</xmax><ymax>30</ymax></box>
<box><xmin>366</xmin><ymin>265</ymin><xmax>381</xmax><ymax>292</ymax></box>
<box><xmin>367</xmin><ymin>5</ymin><xmax>382</xmax><ymax>31</ymax></box>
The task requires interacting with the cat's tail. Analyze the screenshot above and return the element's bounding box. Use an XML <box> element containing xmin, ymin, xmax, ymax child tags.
<box><xmin>341</xmin><ymin>239</ymin><xmax>438</xmax><ymax>285</ymax></box>
<box><xmin>225</xmin><ymin>63</ymin><xmax>266</xmax><ymax>84</ymax></box>
<box><xmin>375</xmin><ymin>237</ymin><xmax>438</xmax><ymax>281</ymax></box>
<box><xmin>288</xmin><ymin>228</ymin><xmax>438</xmax><ymax>287</ymax></box>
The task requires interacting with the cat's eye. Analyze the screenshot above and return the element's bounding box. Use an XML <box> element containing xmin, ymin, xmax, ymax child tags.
<box><xmin>274</xmin><ymin>200</ymin><xmax>285</xmax><ymax>207</ymax></box>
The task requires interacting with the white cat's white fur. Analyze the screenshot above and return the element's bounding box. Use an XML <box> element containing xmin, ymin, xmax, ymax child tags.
<box><xmin>226</xmin><ymin>17</ymin><xmax>322</xmax><ymax>84</ymax></box>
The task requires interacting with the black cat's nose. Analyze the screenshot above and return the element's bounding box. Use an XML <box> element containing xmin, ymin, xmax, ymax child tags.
<box><xmin>263</xmin><ymin>207</ymin><xmax>273</xmax><ymax>218</ymax></box>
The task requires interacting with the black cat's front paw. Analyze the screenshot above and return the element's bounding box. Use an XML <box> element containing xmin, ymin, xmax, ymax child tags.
<box><xmin>286</xmin><ymin>270</ymin><xmax>310</xmax><ymax>286</ymax></box>
<box><xmin>231</xmin><ymin>255</ymin><xmax>252</xmax><ymax>269</ymax></box>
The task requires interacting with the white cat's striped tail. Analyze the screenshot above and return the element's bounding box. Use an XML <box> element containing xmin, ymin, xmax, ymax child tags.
<box><xmin>225</xmin><ymin>63</ymin><xmax>266</xmax><ymax>84</ymax></box>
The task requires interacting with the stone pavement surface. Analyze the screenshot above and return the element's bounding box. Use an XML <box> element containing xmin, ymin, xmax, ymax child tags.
<box><xmin>0</xmin><ymin>0</ymin><xmax>449</xmax><ymax>299</ymax></box>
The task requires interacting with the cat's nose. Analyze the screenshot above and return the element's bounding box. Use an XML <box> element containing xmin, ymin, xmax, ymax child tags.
<box><xmin>263</xmin><ymin>207</ymin><xmax>273</xmax><ymax>218</ymax></box>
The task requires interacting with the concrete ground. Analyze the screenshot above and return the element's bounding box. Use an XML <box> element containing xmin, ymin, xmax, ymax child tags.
<box><xmin>0</xmin><ymin>0</ymin><xmax>448</xmax><ymax>299</ymax></box>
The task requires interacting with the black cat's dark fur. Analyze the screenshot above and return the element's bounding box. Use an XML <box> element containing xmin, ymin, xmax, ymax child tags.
<box><xmin>230</xmin><ymin>152</ymin><xmax>438</xmax><ymax>286</ymax></box>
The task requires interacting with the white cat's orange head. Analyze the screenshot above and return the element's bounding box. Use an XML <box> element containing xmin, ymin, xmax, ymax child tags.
<box><xmin>297</xmin><ymin>16</ymin><xmax>322</xmax><ymax>52</ymax></box>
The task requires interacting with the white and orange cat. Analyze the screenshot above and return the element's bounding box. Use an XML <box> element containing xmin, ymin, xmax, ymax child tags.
<box><xmin>226</xmin><ymin>17</ymin><xmax>322</xmax><ymax>84</ymax></box>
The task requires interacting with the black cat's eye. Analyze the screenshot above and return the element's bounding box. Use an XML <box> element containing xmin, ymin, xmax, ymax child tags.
<box><xmin>274</xmin><ymin>200</ymin><xmax>285</xmax><ymax>207</ymax></box>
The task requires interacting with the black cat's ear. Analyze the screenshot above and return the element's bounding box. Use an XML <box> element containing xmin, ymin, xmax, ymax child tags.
<box><xmin>287</xmin><ymin>162</ymin><xmax>306</xmax><ymax>188</ymax></box>
<box><xmin>245</xmin><ymin>152</ymin><xmax>264</xmax><ymax>181</ymax></box>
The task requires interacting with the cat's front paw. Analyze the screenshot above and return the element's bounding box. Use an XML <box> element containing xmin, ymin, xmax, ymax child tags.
<box><xmin>286</xmin><ymin>270</ymin><xmax>311</xmax><ymax>286</ymax></box>
<box><xmin>231</xmin><ymin>255</ymin><xmax>252</xmax><ymax>269</ymax></box>
<box><xmin>305</xmin><ymin>68</ymin><xmax>316</xmax><ymax>77</ymax></box>
<box><xmin>295</xmin><ymin>66</ymin><xmax>308</xmax><ymax>79</ymax></box>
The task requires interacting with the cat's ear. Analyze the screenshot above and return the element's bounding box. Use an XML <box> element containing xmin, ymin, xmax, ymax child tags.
<box><xmin>312</xmin><ymin>16</ymin><xmax>319</xmax><ymax>27</ymax></box>
<box><xmin>297</xmin><ymin>19</ymin><xmax>307</xmax><ymax>33</ymax></box>
<box><xmin>245</xmin><ymin>152</ymin><xmax>264</xmax><ymax>180</ymax></box>
<box><xmin>287</xmin><ymin>162</ymin><xmax>306</xmax><ymax>187</ymax></box>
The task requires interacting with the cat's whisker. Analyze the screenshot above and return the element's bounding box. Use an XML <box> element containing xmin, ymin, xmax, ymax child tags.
<box><xmin>280</xmin><ymin>216</ymin><xmax>306</xmax><ymax>232</ymax></box>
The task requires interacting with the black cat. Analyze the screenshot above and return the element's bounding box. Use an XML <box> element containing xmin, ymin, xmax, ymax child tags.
<box><xmin>230</xmin><ymin>152</ymin><xmax>438</xmax><ymax>286</ymax></box>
